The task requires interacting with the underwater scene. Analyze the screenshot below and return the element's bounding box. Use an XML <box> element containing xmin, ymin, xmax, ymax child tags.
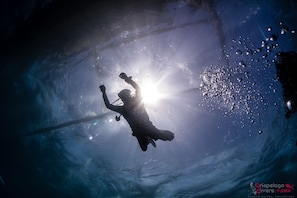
<box><xmin>0</xmin><ymin>0</ymin><xmax>296</xmax><ymax>197</ymax></box>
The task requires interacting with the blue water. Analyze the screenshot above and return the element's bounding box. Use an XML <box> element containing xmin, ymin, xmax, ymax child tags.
<box><xmin>0</xmin><ymin>0</ymin><xmax>296</xmax><ymax>197</ymax></box>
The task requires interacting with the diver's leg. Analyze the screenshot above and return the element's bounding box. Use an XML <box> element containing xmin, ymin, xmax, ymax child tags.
<box><xmin>135</xmin><ymin>135</ymin><xmax>148</xmax><ymax>151</ymax></box>
<box><xmin>148</xmin><ymin>138</ymin><xmax>156</xmax><ymax>147</ymax></box>
<box><xmin>149</xmin><ymin>129</ymin><xmax>174</xmax><ymax>141</ymax></box>
<box><xmin>159</xmin><ymin>130</ymin><xmax>174</xmax><ymax>141</ymax></box>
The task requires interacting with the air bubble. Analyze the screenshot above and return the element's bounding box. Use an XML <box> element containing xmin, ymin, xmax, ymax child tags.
<box><xmin>287</xmin><ymin>101</ymin><xmax>293</xmax><ymax>111</ymax></box>
<box><xmin>239</xmin><ymin>61</ymin><xmax>246</xmax><ymax>67</ymax></box>
<box><xmin>258</xmin><ymin>130</ymin><xmax>263</xmax><ymax>134</ymax></box>
<box><xmin>236</xmin><ymin>50</ymin><xmax>243</xmax><ymax>55</ymax></box>
<box><xmin>266</xmin><ymin>45</ymin><xmax>271</xmax><ymax>50</ymax></box>
<box><xmin>281</xmin><ymin>27</ymin><xmax>288</xmax><ymax>35</ymax></box>
<box><xmin>271</xmin><ymin>44</ymin><xmax>277</xmax><ymax>49</ymax></box>
<box><xmin>270</xmin><ymin>34</ymin><xmax>277</xmax><ymax>41</ymax></box>
<box><xmin>267</xmin><ymin>27</ymin><xmax>272</xmax><ymax>31</ymax></box>
<box><xmin>246</xmin><ymin>50</ymin><xmax>252</xmax><ymax>55</ymax></box>
<box><xmin>120</xmin><ymin>30</ymin><xmax>129</xmax><ymax>38</ymax></box>
<box><xmin>269</xmin><ymin>34</ymin><xmax>277</xmax><ymax>41</ymax></box>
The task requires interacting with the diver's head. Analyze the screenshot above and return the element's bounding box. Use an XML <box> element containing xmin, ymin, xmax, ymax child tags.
<box><xmin>118</xmin><ymin>89</ymin><xmax>132</xmax><ymax>103</ymax></box>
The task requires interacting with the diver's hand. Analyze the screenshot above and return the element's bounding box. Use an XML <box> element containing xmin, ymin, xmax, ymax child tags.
<box><xmin>119</xmin><ymin>72</ymin><xmax>128</xmax><ymax>80</ymax></box>
<box><xmin>99</xmin><ymin>85</ymin><xmax>106</xmax><ymax>93</ymax></box>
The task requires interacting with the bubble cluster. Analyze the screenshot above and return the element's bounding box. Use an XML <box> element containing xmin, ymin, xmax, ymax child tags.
<box><xmin>279</xmin><ymin>22</ymin><xmax>296</xmax><ymax>35</ymax></box>
<box><xmin>199</xmin><ymin>65</ymin><xmax>261</xmax><ymax>117</ymax></box>
<box><xmin>199</xmin><ymin>23</ymin><xmax>296</xmax><ymax>132</ymax></box>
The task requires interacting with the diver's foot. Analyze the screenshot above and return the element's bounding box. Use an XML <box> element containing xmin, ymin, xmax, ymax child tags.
<box><xmin>148</xmin><ymin>138</ymin><xmax>156</xmax><ymax>147</ymax></box>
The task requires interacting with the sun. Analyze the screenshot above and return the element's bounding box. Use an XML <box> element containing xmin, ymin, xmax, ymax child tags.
<box><xmin>140</xmin><ymin>81</ymin><xmax>163</xmax><ymax>105</ymax></box>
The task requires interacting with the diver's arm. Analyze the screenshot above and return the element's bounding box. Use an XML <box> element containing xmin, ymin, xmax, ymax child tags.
<box><xmin>119</xmin><ymin>73</ymin><xmax>140</xmax><ymax>91</ymax></box>
<box><xmin>99</xmin><ymin>85</ymin><xmax>122</xmax><ymax>113</ymax></box>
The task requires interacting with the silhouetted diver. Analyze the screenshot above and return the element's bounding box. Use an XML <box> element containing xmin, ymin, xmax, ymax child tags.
<box><xmin>99</xmin><ymin>72</ymin><xmax>174</xmax><ymax>151</ymax></box>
